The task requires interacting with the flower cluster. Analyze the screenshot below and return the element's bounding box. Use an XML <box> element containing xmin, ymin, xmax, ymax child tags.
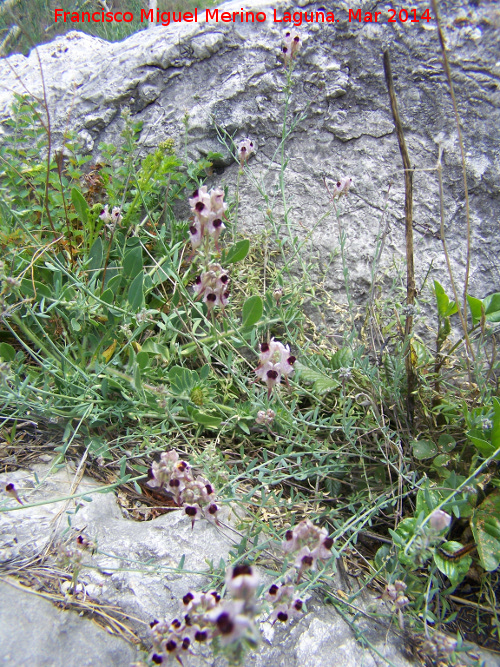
<box><xmin>237</xmin><ymin>138</ymin><xmax>255</xmax><ymax>166</ymax></box>
<box><xmin>147</xmin><ymin>564</ymin><xmax>260</xmax><ymax>665</ymax></box>
<box><xmin>329</xmin><ymin>176</ymin><xmax>353</xmax><ymax>199</ymax></box>
<box><xmin>99</xmin><ymin>204</ymin><xmax>122</xmax><ymax>228</ymax></box>
<box><xmin>381</xmin><ymin>580</ymin><xmax>409</xmax><ymax>611</ymax></box>
<box><xmin>266</xmin><ymin>583</ymin><xmax>304</xmax><ymax>625</ymax></box>
<box><xmin>254</xmin><ymin>339</ymin><xmax>296</xmax><ymax>398</ymax></box>
<box><xmin>188</xmin><ymin>186</ymin><xmax>227</xmax><ymax>252</ymax></box>
<box><xmin>282</xmin><ymin>30</ymin><xmax>301</xmax><ymax>65</ymax></box>
<box><xmin>282</xmin><ymin>519</ymin><xmax>334</xmax><ymax>581</ymax></box>
<box><xmin>147</xmin><ymin>450</ymin><xmax>219</xmax><ymax>528</ymax></box>
<box><xmin>193</xmin><ymin>264</ymin><xmax>230</xmax><ymax>313</ymax></box>
<box><xmin>255</xmin><ymin>409</ymin><xmax>276</xmax><ymax>426</ymax></box>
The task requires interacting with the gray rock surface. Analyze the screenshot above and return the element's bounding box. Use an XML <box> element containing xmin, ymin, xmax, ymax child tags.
<box><xmin>1</xmin><ymin>0</ymin><xmax>499</xmax><ymax>311</ymax></box>
<box><xmin>1</xmin><ymin>461</ymin><xmax>500</xmax><ymax>667</ymax></box>
<box><xmin>0</xmin><ymin>578</ymin><xmax>138</xmax><ymax>666</ymax></box>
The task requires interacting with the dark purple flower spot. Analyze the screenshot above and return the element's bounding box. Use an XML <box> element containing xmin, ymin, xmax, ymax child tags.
<box><xmin>195</xmin><ymin>202</ymin><xmax>205</xmax><ymax>212</ymax></box>
<box><xmin>294</xmin><ymin>599</ymin><xmax>303</xmax><ymax>611</ymax></box>
<box><xmin>261</xmin><ymin>342</ymin><xmax>270</xmax><ymax>353</ymax></box>
<box><xmin>177</xmin><ymin>461</ymin><xmax>188</xmax><ymax>471</ymax></box>
<box><xmin>324</xmin><ymin>537</ymin><xmax>334</xmax><ymax>549</ymax></box>
<box><xmin>283</xmin><ymin>47</ymin><xmax>288</xmax><ymax>54</ymax></box>
<box><xmin>269</xmin><ymin>584</ymin><xmax>279</xmax><ymax>596</ymax></box>
<box><xmin>195</xmin><ymin>630</ymin><xmax>208</xmax><ymax>642</ymax></box>
<box><xmin>185</xmin><ymin>506</ymin><xmax>197</xmax><ymax>517</ymax></box>
<box><xmin>166</xmin><ymin>639</ymin><xmax>177</xmax><ymax>652</ymax></box>
<box><xmin>220</xmin><ymin>275</ymin><xmax>229</xmax><ymax>284</ymax></box>
<box><xmin>277</xmin><ymin>611</ymin><xmax>288</xmax><ymax>622</ymax></box>
<box><xmin>240</xmin><ymin>146</ymin><xmax>247</xmax><ymax>153</ymax></box>
<box><xmin>294</xmin><ymin>36</ymin><xmax>300</xmax><ymax>42</ymax></box>
<box><xmin>189</xmin><ymin>225</ymin><xmax>198</xmax><ymax>235</ymax></box>
<box><xmin>216</xmin><ymin>612</ymin><xmax>234</xmax><ymax>635</ymax></box>
<box><xmin>182</xmin><ymin>637</ymin><xmax>190</xmax><ymax>650</ymax></box>
<box><xmin>195</xmin><ymin>275</ymin><xmax>202</xmax><ymax>284</ymax></box>
<box><xmin>210</xmin><ymin>591</ymin><xmax>221</xmax><ymax>602</ymax></box>
<box><xmin>76</xmin><ymin>535</ymin><xmax>84</xmax><ymax>544</ymax></box>
<box><xmin>223</xmin><ymin>291</ymin><xmax>230</xmax><ymax>299</ymax></box>
<box><xmin>152</xmin><ymin>654</ymin><xmax>163</xmax><ymax>664</ymax></box>
<box><xmin>267</xmin><ymin>370</ymin><xmax>279</xmax><ymax>380</ymax></box>
<box><xmin>171</xmin><ymin>619</ymin><xmax>181</xmax><ymax>629</ymax></box>
<box><xmin>183</xmin><ymin>592</ymin><xmax>194</xmax><ymax>605</ymax></box>
<box><xmin>184</xmin><ymin>614</ymin><xmax>192</xmax><ymax>626</ymax></box>
<box><xmin>302</xmin><ymin>555</ymin><xmax>314</xmax><ymax>567</ymax></box>
<box><xmin>169</xmin><ymin>478</ymin><xmax>180</xmax><ymax>488</ymax></box>
<box><xmin>336</xmin><ymin>181</ymin><xmax>341</xmax><ymax>188</ymax></box>
<box><xmin>147</xmin><ymin>468</ymin><xmax>154</xmax><ymax>480</ymax></box>
<box><xmin>205</xmin><ymin>484</ymin><xmax>214</xmax><ymax>494</ymax></box>
<box><xmin>213</xmin><ymin>219</ymin><xmax>222</xmax><ymax>228</ymax></box>
<box><xmin>208</xmin><ymin>503</ymin><xmax>218</xmax><ymax>514</ymax></box>
<box><xmin>192</xmin><ymin>189</ymin><xmax>199</xmax><ymax>198</ymax></box>
<box><xmin>5</xmin><ymin>483</ymin><xmax>15</xmax><ymax>492</ymax></box>
<box><xmin>149</xmin><ymin>619</ymin><xmax>159</xmax><ymax>628</ymax></box>
<box><xmin>207</xmin><ymin>293</ymin><xmax>217</xmax><ymax>302</ymax></box>
<box><xmin>285</xmin><ymin>530</ymin><xmax>293</xmax><ymax>541</ymax></box>
<box><xmin>233</xmin><ymin>563</ymin><xmax>253</xmax><ymax>578</ymax></box>
<box><xmin>285</xmin><ymin>31</ymin><xmax>291</xmax><ymax>36</ymax></box>
<box><xmin>287</xmin><ymin>356</ymin><xmax>296</xmax><ymax>365</ymax></box>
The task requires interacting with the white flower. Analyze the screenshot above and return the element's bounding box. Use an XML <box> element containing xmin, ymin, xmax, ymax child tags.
<box><xmin>429</xmin><ymin>509</ymin><xmax>451</xmax><ymax>532</ymax></box>
<box><xmin>237</xmin><ymin>138</ymin><xmax>255</xmax><ymax>166</ymax></box>
<box><xmin>226</xmin><ymin>564</ymin><xmax>259</xmax><ymax>600</ymax></box>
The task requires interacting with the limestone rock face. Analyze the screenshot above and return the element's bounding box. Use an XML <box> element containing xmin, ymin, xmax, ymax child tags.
<box><xmin>0</xmin><ymin>0</ymin><xmax>499</xmax><ymax>306</ymax></box>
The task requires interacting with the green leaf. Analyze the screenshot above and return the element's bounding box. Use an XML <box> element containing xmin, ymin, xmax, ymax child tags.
<box><xmin>484</xmin><ymin>292</ymin><xmax>500</xmax><ymax>322</ymax></box>
<box><xmin>225</xmin><ymin>239</ymin><xmax>250</xmax><ymax>264</ymax></box>
<box><xmin>123</xmin><ymin>246</ymin><xmax>143</xmax><ymax>279</ymax></box>
<box><xmin>190</xmin><ymin>409</ymin><xmax>222</xmax><ymax>428</ymax></box>
<box><xmin>438</xmin><ymin>434</ymin><xmax>456</xmax><ymax>452</ymax></box>
<box><xmin>434</xmin><ymin>542</ymin><xmax>472</xmax><ymax>587</ymax></box>
<box><xmin>471</xmin><ymin>490</ymin><xmax>500</xmax><ymax>571</ymax></box>
<box><xmin>88</xmin><ymin>237</ymin><xmax>103</xmax><ymax>273</ymax></box>
<box><xmin>71</xmin><ymin>318</ymin><xmax>81</xmax><ymax>332</ymax></box>
<box><xmin>100</xmin><ymin>288</ymin><xmax>114</xmax><ymax>305</ymax></box>
<box><xmin>20</xmin><ymin>279</ymin><xmax>52</xmax><ymax>299</ymax></box>
<box><xmin>0</xmin><ymin>342</ymin><xmax>15</xmax><ymax>362</ymax></box>
<box><xmin>467</xmin><ymin>294</ymin><xmax>484</xmax><ymax>326</ymax></box>
<box><xmin>241</xmin><ymin>295</ymin><xmax>263</xmax><ymax>328</ymax></box>
<box><xmin>411</xmin><ymin>439</ymin><xmax>438</xmax><ymax>460</ymax></box>
<box><xmin>128</xmin><ymin>271</ymin><xmax>144</xmax><ymax>310</ymax></box>
<box><xmin>168</xmin><ymin>366</ymin><xmax>199</xmax><ymax>395</ymax></box>
<box><xmin>136</xmin><ymin>351</ymin><xmax>149</xmax><ymax>370</ymax></box>
<box><xmin>295</xmin><ymin>361</ymin><xmax>340</xmax><ymax>394</ymax></box>
<box><xmin>434</xmin><ymin>280</ymin><xmax>457</xmax><ymax>318</ymax></box>
<box><xmin>71</xmin><ymin>188</ymin><xmax>89</xmax><ymax>225</ymax></box>
<box><xmin>141</xmin><ymin>340</ymin><xmax>170</xmax><ymax>361</ymax></box>
<box><xmin>330</xmin><ymin>347</ymin><xmax>353</xmax><ymax>370</ymax></box>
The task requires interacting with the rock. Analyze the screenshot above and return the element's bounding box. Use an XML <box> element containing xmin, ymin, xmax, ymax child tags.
<box><xmin>0</xmin><ymin>0</ymin><xmax>499</xmax><ymax>309</ymax></box>
<box><xmin>1</xmin><ymin>461</ymin><xmax>499</xmax><ymax>666</ymax></box>
<box><xmin>0</xmin><ymin>579</ymin><xmax>138</xmax><ymax>666</ymax></box>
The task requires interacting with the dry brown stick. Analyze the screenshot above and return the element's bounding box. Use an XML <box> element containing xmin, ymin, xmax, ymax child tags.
<box><xmin>383</xmin><ymin>50</ymin><xmax>415</xmax><ymax>427</ymax></box>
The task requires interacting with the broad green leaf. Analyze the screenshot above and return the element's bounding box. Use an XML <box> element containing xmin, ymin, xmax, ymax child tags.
<box><xmin>484</xmin><ymin>292</ymin><xmax>500</xmax><ymax>322</ymax></box>
<box><xmin>136</xmin><ymin>351</ymin><xmax>150</xmax><ymax>370</ymax></box>
<box><xmin>434</xmin><ymin>541</ymin><xmax>472</xmax><ymax>587</ymax></box>
<box><xmin>190</xmin><ymin>409</ymin><xmax>221</xmax><ymax>428</ymax></box>
<box><xmin>467</xmin><ymin>294</ymin><xmax>483</xmax><ymax>326</ymax></box>
<box><xmin>141</xmin><ymin>340</ymin><xmax>170</xmax><ymax>361</ymax></box>
<box><xmin>241</xmin><ymin>295</ymin><xmax>263</xmax><ymax>328</ymax></box>
<box><xmin>100</xmin><ymin>288</ymin><xmax>114</xmax><ymax>305</ymax></box>
<box><xmin>434</xmin><ymin>280</ymin><xmax>457</xmax><ymax>318</ymax></box>
<box><xmin>295</xmin><ymin>361</ymin><xmax>340</xmax><ymax>394</ymax></box>
<box><xmin>225</xmin><ymin>239</ymin><xmax>250</xmax><ymax>264</ymax></box>
<box><xmin>438</xmin><ymin>434</ymin><xmax>456</xmax><ymax>452</ymax></box>
<box><xmin>168</xmin><ymin>366</ymin><xmax>199</xmax><ymax>395</ymax></box>
<box><xmin>20</xmin><ymin>279</ymin><xmax>51</xmax><ymax>299</ymax></box>
<box><xmin>88</xmin><ymin>237</ymin><xmax>103</xmax><ymax>273</ymax></box>
<box><xmin>411</xmin><ymin>439</ymin><xmax>438</xmax><ymax>460</ymax></box>
<box><xmin>471</xmin><ymin>490</ymin><xmax>500</xmax><ymax>571</ymax></box>
<box><xmin>0</xmin><ymin>342</ymin><xmax>15</xmax><ymax>361</ymax></box>
<box><xmin>71</xmin><ymin>318</ymin><xmax>81</xmax><ymax>332</ymax></box>
<box><xmin>128</xmin><ymin>270</ymin><xmax>144</xmax><ymax>310</ymax></box>
<box><xmin>123</xmin><ymin>246</ymin><xmax>143</xmax><ymax>279</ymax></box>
<box><xmin>331</xmin><ymin>347</ymin><xmax>353</xmax><ymax>370</ymax></box>
<box><xmin>71</xmin><ymin>188</ymin><xmax>89</xmax><ymax>225</ymax></box>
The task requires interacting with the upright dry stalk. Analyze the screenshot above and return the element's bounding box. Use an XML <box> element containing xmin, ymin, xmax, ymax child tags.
<box><xmin>383</xmin><ymin>51</ymin><xmax>416</xmax><ymax>427</ymax></box>
<box><xmin>148</xmin><ymin>0</ymin><xmax>157</xmax><ymax>28</ymax></box>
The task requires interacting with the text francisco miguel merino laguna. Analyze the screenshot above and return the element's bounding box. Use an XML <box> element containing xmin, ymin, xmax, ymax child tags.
<box><xmin>55</xmin><ymin>7</ymin><xmax>405</xmax><ymax>26</ymax></box>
